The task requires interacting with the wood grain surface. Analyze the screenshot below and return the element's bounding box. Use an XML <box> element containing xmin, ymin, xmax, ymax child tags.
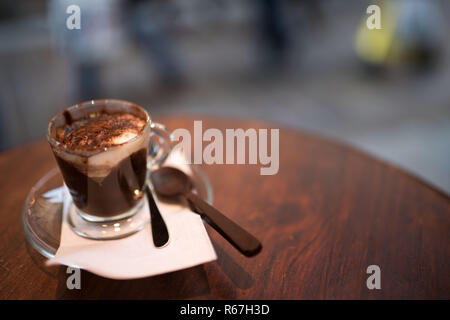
<box><xmin>0</xmin><ymin>116</ymin><xmax>448</xmax><ymax>299</ymax></box>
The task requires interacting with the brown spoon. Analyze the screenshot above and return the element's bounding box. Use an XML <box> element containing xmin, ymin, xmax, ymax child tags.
<box><xmin>150</xmin><ymin>167</ymin><xmax>262</xmax><ymax>257</ymax></box>
<box><xmin>145</xmin><ymin>183</ymin><xmax>169</xmax><ymax>248</ymax></box>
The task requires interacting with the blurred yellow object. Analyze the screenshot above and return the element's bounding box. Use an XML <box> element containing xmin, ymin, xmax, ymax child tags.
<box><xmin>354</xmin><ymin>1</ymin><xmax>396</xmax><ymax>65</ymax></box>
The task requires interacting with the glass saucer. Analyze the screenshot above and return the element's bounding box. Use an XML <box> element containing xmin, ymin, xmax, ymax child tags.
<box><xmin>22</xmin><ymin>166</ymin><xmax>213</xmax><ymax>259</ymax></box>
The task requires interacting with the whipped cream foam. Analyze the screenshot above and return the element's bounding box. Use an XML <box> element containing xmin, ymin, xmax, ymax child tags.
<box><xmin>111</xmin><ymin>131</ymin><xmax>139</xmax><ymax>145</ymax></box>
<box><xmin>53</xmin><ymin>111</ymin><xmax>149</xmax><ymax>181</ymax></box>
<box><xmin>56</xmin><ymin>112</ymin><xmax>146</xmax><ymax>151</ymax></box>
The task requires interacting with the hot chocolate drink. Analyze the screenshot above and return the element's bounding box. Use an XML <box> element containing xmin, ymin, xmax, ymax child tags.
<box><xmin>47</xmin><ymin>99</ymin><xmax>173</xmax><ymax>239</ymax></box>
<box><xmin>49</xmin><ymin>106</ymin><xmax>150</xmax><ymax>220</ymax></box>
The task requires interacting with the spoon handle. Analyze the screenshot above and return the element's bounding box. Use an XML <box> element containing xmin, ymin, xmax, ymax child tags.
<box><xmin>185</xmin><ymin>192</ymin><xmax>262</xmax><ymax>257</ymax></box>
<box><xmin>145</xmin><ymin>185</ymin><xmax>170</xmax><ymax>248</ymax></box>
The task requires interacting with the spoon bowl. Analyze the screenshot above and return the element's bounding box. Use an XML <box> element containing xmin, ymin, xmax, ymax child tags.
<box><xmin>150</xmin><ymin>167</ymin><xmax>192</xmax><ymax>197</ymax></box>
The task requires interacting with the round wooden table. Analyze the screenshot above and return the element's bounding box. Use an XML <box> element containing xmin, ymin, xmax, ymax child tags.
<box><xmin>0</xmin><ymin>116</ymin><xmax>448</xmax><ymax>299</ymax></box>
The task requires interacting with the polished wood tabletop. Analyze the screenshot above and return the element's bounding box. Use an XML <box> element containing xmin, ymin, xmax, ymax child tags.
<box><xmin>0</xmin><ymin>116</ymin><xmax>448</xmax><ymax>299</ymax></box>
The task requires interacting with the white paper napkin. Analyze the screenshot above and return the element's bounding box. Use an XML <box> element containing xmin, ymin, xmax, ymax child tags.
<box><xmin>46</xmin><ymin>151</ymin><xmax>217</xmax><ymax>280</ymax></box>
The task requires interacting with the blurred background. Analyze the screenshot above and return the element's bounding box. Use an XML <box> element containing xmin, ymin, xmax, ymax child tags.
<box><xmin>0</xmin><ymin>0</ymin><xmax>449</xmax><ymax>193</ymax></box>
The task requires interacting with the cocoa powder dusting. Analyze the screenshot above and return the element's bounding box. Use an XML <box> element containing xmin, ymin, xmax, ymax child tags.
<box><xmin>56</xmin><ymin>111</ymin><xmax>146</xmax><ymax>151</ymax></box>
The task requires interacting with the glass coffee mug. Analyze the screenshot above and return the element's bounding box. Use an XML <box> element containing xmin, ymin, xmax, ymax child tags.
<box><xmin>47</xmin><ymin>99</ymin><xmax>172</xmax><ymax>239</ymax></box>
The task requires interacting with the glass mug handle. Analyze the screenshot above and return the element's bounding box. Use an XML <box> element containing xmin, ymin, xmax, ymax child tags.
<box><xmin>148</xmin><ymin>122</ymin><xmax>173</xmax><ymax>169</ymax></box>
